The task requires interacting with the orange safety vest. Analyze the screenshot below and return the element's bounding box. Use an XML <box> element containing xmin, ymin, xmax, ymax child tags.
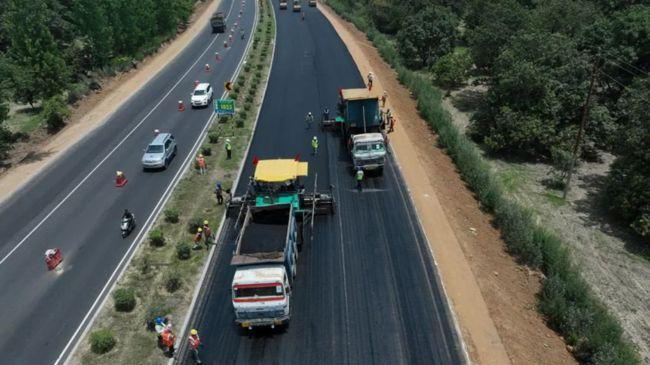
<box><xmin>197</xmin><ymin>157</ymin><xmax>206</xmax><ymax>168</ymax></box>
<box><xmin>194</xmin><ymin>232</ymin><xmax>203</xmax><ymax>243</ymax></box>
<box><xmin>162</xmin><ymin>330</ymin><xmax>175</xmax><ymax>347</ymax></box>
<box><xmin>189</xmin><ymin>334</ymin><xmax>201</xmax><ymax>349</ymax></box>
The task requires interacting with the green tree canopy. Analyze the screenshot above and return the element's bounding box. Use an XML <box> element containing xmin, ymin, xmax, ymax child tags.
<box><xmin>396</xmin><ymin>5</ymin><xmax>459</xmax><ymax>69</ymax></box>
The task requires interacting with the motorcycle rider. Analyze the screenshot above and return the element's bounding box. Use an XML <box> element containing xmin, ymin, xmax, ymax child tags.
<box><xmin>122</xmin><ymin>209</ymin><xmax>134</xmax><ymax>224</ymax></box>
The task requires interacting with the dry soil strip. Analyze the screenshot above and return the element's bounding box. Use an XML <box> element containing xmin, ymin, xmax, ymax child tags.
<box><xmin>319</xmin><ymin>6</ymin><xmax>511</xmax><ymax>365</ymax></box>
<box><xmin>0</xmin><ymin>0</ymin><xmax>221</xmax><ymax>205</ymax></box>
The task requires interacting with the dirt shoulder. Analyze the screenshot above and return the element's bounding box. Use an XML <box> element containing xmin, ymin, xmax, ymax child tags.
<box><xmin>320</xmin><ymin>6</ymin><xmax>575</xmax><ymax>365</ymax></box>
<box><xmin>0</xmin><ymin>0</ymin><xmax>220</xmax><ymax>205</ymax></box>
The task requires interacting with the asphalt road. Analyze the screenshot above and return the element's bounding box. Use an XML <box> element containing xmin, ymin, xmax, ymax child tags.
<box><xmin>0</xmin><ymin>0</ymin><xmax>255</xmax><ymax>363</ymax></box>
<box><xmin>182</xmin><ymin>2</ymin><xmax>464</xmax><ymax>364</ymax></box>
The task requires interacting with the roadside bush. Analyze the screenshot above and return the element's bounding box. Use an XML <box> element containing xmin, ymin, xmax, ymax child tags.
<box><xmin>229</xmin><ymin>92</ymin><xmax>238</xmax><ymax>100</ymax></box>
<box><xmin>245</xmin><ymin>95</ymin><xmax>254</xmax><ymax>104</ymax></box>
<box><xmin>244</xmin><ymin>64</ymin><xmax>251</xmax><ymax>72</ymax></box>
<box><xmin>219</xmin><ymin>116</ymin><xmax>229</xmax><ymax>124</ymax></box>
<box><xmin>67</xmin><ymin>82</ymin><xmax>90</xmax><ymax>104</ymax></box>
<box><xmin>176</xmin><ymin>243</ymin><xmax>191</xmax><ymax>260</ymax></box>
<box><xmin>430</xmin><ymin>48</ymin><xmax>472</xmax><ymax>89</ymax></box>
<box><xmin>113</xmin><ymin>287</ymin><xmax>136</xmax><ymax>312</ymax></box>
<box><xmin>208</xmin><ymin>133</ymin><xmax>220</xmax><ymax>144</ymax></box>
<box><xmin>42</xmin><ymin>94</ymin><xmax>70</xmax><ymax>132</ymax></box>
<box><xmin>239</xmin><ymin>111</ymin><xmax>248</xmax><ymax>120</ymax></box>
<box><xmin>164</xmin><ymin>209</ymin><xmax>179</xmax><ymax>223</ymax></box>
<box><xmin>164</xmin><ymin>270</ymin><xmax>182</xmax><ymax>292</ymax></box>
<box><xmin>201</xmin><ymin>146</ymin><xmax>212</xmax><ymax>156</ymax></box>
<box><xmin>236</xmin><ymin>118</ymin><xmax>244</xmax><ymax>128</ymax></box>
<box><xmin>90</xmin><ymin>330</ymin><xmax>116</xmax><ymax>354</ymax></box>
<box><xmin>243</xmin><ymin>103</ymin><xmax>251</xmax><ymax>111</ymax></box>
<box><xmin>255</xmin><ymin>70</ymin><xmax>262</xmax><ymax>78</ymax></box>
<box><xmin>149</xmin><ymin>229</ymin><xmax>165</xmax><ymax>247</ymax></box>
<box><xmin>187</xmin><ymin>217</ymin><xmax>202</xmax><ymax>234</ymax></box>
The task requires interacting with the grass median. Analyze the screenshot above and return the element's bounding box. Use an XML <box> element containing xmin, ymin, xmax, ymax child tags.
<box><xmin>326</xmin><ymin>1</ymin><xmax>639</xmax><ymax>364</ymax></box>
<box><xmin>71</xmin><ymin>1</ymin><xmax>276</xmax><ymax>363</ymax></box>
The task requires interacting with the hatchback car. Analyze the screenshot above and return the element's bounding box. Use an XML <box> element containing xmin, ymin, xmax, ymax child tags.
<box><xmin>191</xmin><ymin>83</ymin><xmax>213</xmax><ymax>108</ymax></box>
<box><xmin>142</xmin><ymin>133</ymin><xmax>177</xmax><ymax>170</ymax></box>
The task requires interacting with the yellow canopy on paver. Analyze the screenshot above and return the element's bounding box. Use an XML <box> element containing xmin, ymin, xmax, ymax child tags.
<box><xmin>254</xmin><ymin>159</ymin><xmax>308</xmax><ymax>182</ymax></box>
<box><xmin>340</xmin><ymin>88</ymin><xmax>379</xmax><ymax>101</ymax></box>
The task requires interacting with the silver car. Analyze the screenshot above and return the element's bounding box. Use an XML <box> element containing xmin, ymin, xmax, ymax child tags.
<box><xmin>142</xmin><ymin>133</ymin><xmax>177</xmax><ymax>170</ymax></box>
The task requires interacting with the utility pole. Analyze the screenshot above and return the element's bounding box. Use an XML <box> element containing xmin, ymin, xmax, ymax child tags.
<box><xmin>563</xmin><ymin>61</ymin><xmax>599</xmax><ymax>199</ymax></box>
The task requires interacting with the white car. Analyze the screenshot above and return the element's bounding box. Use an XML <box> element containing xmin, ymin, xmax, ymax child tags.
<box><xmin>191</xmin><ymin>83</ymin><xmax>213</xmax><ymax>108</ymax></box>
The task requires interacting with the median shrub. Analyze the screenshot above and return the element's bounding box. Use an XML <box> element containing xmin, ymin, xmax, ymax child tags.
<box><xmin>186</xmin><ymin>217</ymin><xmax>202</xmax><ymax>234</ymax></box>
<box><xmin>149</xmin><ymin>229</ymin><xmax>165</xmax><ymax>247</ymax></box>
<box><xmin>164</xmin><ymin>270</ymin><xmax>182</xmax><ymax>292</ymax></box>
<box><xmin>90</xmin><ymin>329</ymin><xmax>116</xmax><ymax>354</ymax></box>
<box><xmin>176</xmin><ymin>243</ymin><xmax>191</xmax><ymax>260</ymax></box>
<box><xmin>236</xmin><ymin>118</ymin><xmax>244</xmax><ymax>128</ymax></box>
<box><xmin>164</xmin><ymin>209</ymin><xmax>179</xmax><ymax>223</ymax></box>
<box><xmin>229</xmin><ymin>91</ymin><xmax>238</xmax><ymax>100</ymax></box>
<box><xmin>208</xmin><ymin>133</ymin><xmax>220</xmax><ymax>144</ymax></box>
<box><xmin>201</xmin><ymin>146</ymin><xmax>212</xmax><ymax>156</ymax></box>
<box><xmin>113</xmin><ymin>287</ymin><xmax>136</xmax><ymax>312</ymax></box>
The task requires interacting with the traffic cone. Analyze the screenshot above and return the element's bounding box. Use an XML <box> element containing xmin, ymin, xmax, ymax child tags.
<box><xmin>178</xmin><ymin>100</ymin><xmax>185</xmax><ymax>112</ymax></box>
<box><xmin>215</xmin><ymin>52</ymin><xmax>221</xmax><ymax>61</ymax></box>
<box><xmin>205</xmin><ymin>63</ymin><xmax>211</xmax><ymax>73</ymax></box>
<box><xmin>228</xmin><ymin>34</ymin><xmax>233</xmax><ymax>44</ymax></box>
<box><xmin>115</xmin><ymin>171</ymin><xmax>128</xmax><ymax>187</ymax></box>
<box><xmin>194</xmin><ymin>80</ymin><xmax>200</xmax><ymax>87</ymax></box>
<box><xmin>224</xmin><ymin>40</ymin><xmax>229</xmax><ymax>48</ymax></box>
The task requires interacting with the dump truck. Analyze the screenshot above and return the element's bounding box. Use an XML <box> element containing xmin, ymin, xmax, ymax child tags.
<box><xmin>308</xmin><ymin>0</ymin><xmax>317</xmax><ymax>6</ymax></box>
<box><xmin>228</xmin><ymin>159</ymin><xmax>334</xmax><ymax>329</ymax></box>
<box><xmin>210</xmin><ymin>11</ymin><xmax>226</xmax><ymax>33</ymax></box>
<box><xmin>322</xmin><ymin>88</ymin><xmax>387</xmax><ymax>174</ymax></box>
<box><xmin>280</xmin><ymin>0</ymin><xmax>288</xmax><ymax>9</ymax></box>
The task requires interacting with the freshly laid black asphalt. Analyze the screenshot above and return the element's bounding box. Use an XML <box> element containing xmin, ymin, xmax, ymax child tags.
<box><xmin>0</xmin><ymin>0</ymin><xmax>255</xmax><ymax>363</ymax></box>
<box><xmin>183</xmin><ymin>2</ymin><xmax>464</xmax><ymax>364</ymax></box>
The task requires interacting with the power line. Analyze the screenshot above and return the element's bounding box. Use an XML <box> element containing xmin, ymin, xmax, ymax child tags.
<box><xmin>611</xmin><ymin>55</ymin><xmax>650</xmax><ymax>77</ymax></box>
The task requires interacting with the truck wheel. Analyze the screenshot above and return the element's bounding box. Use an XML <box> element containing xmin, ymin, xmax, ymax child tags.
<box><xmin>377</xmin><ymin>167</ymin><xmax>384</xmax><ymax>176</ymax></box>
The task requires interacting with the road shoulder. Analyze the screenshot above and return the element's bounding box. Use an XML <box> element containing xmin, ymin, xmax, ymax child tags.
<box><xmin>0</xmin><ymin>0</ymin><xmax>221</xmax><ymax>205</ymax></box>
<box><xmin>320</xmin><ymin>5</ymin><xmax>576</xmax><ymax>365</ymax></box>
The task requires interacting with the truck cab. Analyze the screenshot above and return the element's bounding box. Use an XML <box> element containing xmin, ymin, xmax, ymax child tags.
<box><xmin>232</xmin><ymin>265</ymin><xmax>291</xmax><ymax>330</ymax></box>
<box><xmin>308</xmin><ymin>0</ymin><xmax>316</xmax><ymax>6</ymax></box>
<box><xmin>210</xmin><ymin>11</ymin><xmax>226</xmax><ymax>33</ymax></box>
<box><xmin>280</xmin><ymin>0</ymin><xmax>288</xmax><ymax>9</ymax></box>
<box><xmin>292</xmin><ymin>0</ymin><xmax>301</xmax><ymax>12</ymax></box>
<box><xmin>351</xmin><ymin>133</ymin><xmax>386</xmax><ymax>172</ymax></box>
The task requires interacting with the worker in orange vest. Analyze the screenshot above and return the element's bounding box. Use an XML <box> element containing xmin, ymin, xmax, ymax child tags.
<box><xmin>161</xmin><ymin>328</ymin><xmax>175</xmax><ymax>357</ymax></box>
<box><xmin>193</xmin><ymin>227</ymin><xmax>203</xmax><ymax>249</ymax></box>
<box><xmin>196</xmin><ymin>154</ymin><xmax>206</xmax><ymax>175</ymax></box>
<box><xmin>202</xmin><ymin>220</ymin><xmax>212</xmax><ymax>247</ymax></box>
<box><xmin>188</xmin><ymin>329</ymin><xmax>202</xmax><ymax>364</ymax></box>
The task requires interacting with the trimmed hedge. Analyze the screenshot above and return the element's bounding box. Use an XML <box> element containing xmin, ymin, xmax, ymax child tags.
<box><xmin>113</xmin><ymin>287</ymin><xmax>136</xmax><ymax>312</ymax></box>
<box><xmin>326</xmin><ymin>1</ymin><xmax>639</xmax><ymax>364</ymax></box>
<box><xmin>90</xmin><ymin>329</ymin><xmax>116</xmax><ymax>354</ymax></box>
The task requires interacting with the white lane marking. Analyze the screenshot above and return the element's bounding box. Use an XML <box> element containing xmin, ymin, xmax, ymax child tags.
<box><xmin>170</xmin><ymin>1</ymin><xmax>263</xmax><ymax>361</ymax></box>
<box><xmin>51</xmin><ymin>2</ymin><xmax>244</xmax><ymax>364</ymax></box>
<box><xmin>0</xmin><ymin>1</ymin><xmax>235</xmax><ymax>268</ymax></box>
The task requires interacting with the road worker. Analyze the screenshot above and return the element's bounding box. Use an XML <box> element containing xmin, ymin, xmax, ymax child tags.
<box><xmin>305</xmin><ymin>112</ymin><xmax>314</xmax><ymax>129</ymax></box>
<box><xmin>161</xmin><ymin>327</ymin><xmax>175</xmax><ymax>357</ymax></box>
<box><xmin>367</xmin><ymin>72</ymin><xmax>374</xmax><ymax>90</ymax></box>
<box><xmin>196</xmin><ymin>154</ymin><xmax>206</xmax><ymax>175</ymax></box>
<box><xmin>381</xmin><ymin>91</ymin><xmax>387</xmax><ymax>107</ymax></box>
<box><xmin>154</xmin><ymin>129</ymin><xmax>160</xmax><ymax>136</ymax></box>
<box><xmin>356</xmin><ymin>168</ymin><xmax>364</xmax><ymax>192</ymax></box>
<box><xmin>389</xmin><ymin>116</ymin><xmax>396</xmax><ymax>133</ymax></box>
<box><xmin>193</xmin><ymin>228</ymin><xmax>203</xmax><ymax>249</ymax></box>
<box><xmin>202</xmin><ymin>220</ymin><xmax>212</xmax><ymax>246</ymax></box>
<box><xmin>214</xmin><ymin>182</ymin><xmax>224</xmax><ymax>204</ymax></box>
<box><xmin>311</xmin><ymin>136</ymin><xmax>319</xmax><ymax>155</ymax></box>
<box><xmin>322</xmin><ymin>107</ymin><xmax>330</xmax><ymax>122</ymax></box>
<box><xmin>188</xmin><ymin>329</ymin><xmax>202</xmax><ymax>364</ymax></box>
<box><xmin>225</xmin><ymin>138</ymin><xmax>232</xmax><ymax>159</ymax></box>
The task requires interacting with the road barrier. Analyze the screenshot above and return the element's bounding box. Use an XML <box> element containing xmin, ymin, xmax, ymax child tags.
<box><xmin>178</xmin><ymin>100</ymin><xmax>185</xmax><ymax>112</ymax></box>
<box><xmin>115</xmin><ymin>171</ymin><xmax>127</xmax><ymax>187</ymax></box>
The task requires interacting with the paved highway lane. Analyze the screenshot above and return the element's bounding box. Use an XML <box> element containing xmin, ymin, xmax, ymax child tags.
<box><xmin>183</xmin><ymin>2</ymin><xmax>464</xmax><ymax>364</ymax></box>
<box><xmin>0</xmin><ymin>1</ymin><xmax>256</xmax><ymax>363</ymax></box>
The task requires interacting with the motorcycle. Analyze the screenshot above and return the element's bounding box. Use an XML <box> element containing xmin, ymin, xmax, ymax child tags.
<box><xmin>121</xmin><ymin>214</ymin><xmax>136</xmax><ymax>238</ymax></box>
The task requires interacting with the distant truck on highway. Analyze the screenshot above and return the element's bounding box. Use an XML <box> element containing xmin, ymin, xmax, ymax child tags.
<box><xmin>308</xmin><ymin>0</ymin><xmax>316</xmax><ymax>6</ymax></box>
<box><xmin>323</xmin><ymin>88</ymin><xmax>387</xmax><ymax>174</ymax></box>
<box><xmin>210</xmin><ymin>11</ymin><xmax>226</xmax><ymax>33</ymax></box>
<box><xmin>280</xmin><ymin>0</ymin><xmax>288</xmax><ymax>9</ymax></box>
<box><xmin>292</xmin><ymin>0</ymin><xmax>301</xmax><ymax>12</ymax></box>
<box><xmin>228</xmin><ymin>159</ymin><xmax>334</xmax><ymax>330</ymax></box>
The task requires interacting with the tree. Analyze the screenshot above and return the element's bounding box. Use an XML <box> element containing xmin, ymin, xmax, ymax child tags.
<box><xmin>396</xmin><ymin>5</ymin><xmax>458</xmax><ymax>69</ymax></box>
<box><xmin>470</xmin><ymin>31</ymin><xmax>592</xmax><ymax>155</ymax></box>
<box><xmin>71</xmin><ymin>0</ymin><xmax>114</xmax><ymax>68</ymax></box>
<box><xmin>465</xmin><ymin>0</ymin><xmax>529</xmax><ymax>70</ymax></box>
<box><xmin>0</xmin><ymin>101</ymin><xmax>12</xmax><ymax>160</ymax></box>
<box><xmin>4</xmin><ymin>0</ymin><xmax>70</xmax><ymax>102</ymax></box>
<box><xmin>431</xmin><ymin>47</ymin><xmax>472</xmax><ymax>89</ymax></box>
<box><xmin>606</xmin><ymin>77</ymin><xmax>650</xmax><ymax>238</ymax></box>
